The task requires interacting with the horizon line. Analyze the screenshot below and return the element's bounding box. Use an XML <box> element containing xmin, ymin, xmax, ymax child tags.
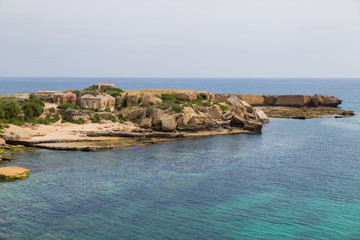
<box><xmin>0</xmin><ymin>76</ymin><xmax>359</xmax><ymax>79</ymax></box>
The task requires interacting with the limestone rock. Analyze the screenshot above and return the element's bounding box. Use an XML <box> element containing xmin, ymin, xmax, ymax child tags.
<box><xmin>223</xmin><ymin>111</ymin><xmax>234</xmax><ymax>120</ymax></box>
<box><xmin>127</xmin><ymin>109</ymin><xmax>146</xmax><ymax>120</ymax></box>
<box><xmin>274</xmin><ymin>95</ymin><xmax>310</xmax><ymax>107</ymax></box>
<box><xmin>162</xmin><ymin>116</ymin><xmax>177</xmax><ymax>131</ymax></box>
<box><xmin>142</xmin><ymin>95</ymin><xmax>162</xmax><ymax>107</ymax></box>
<box><xmin>214</xmin><ymin>94</ymin><xmax>232</xmax><ymax>102</ymax></box>
<box><xmin>314</xmin><ymin>94</ymin><xmax>342</xmax><ymax>107</ymax></box>
<box><xmin>243</xmin><ymin>119</ymin><xmax>263</xmax><ymax>133</ymax></box>
<box><xmin>126</xmin><ymin>94</ymin><xmax>139</xmax><ymax>107</ymax></box>
<box><xmin>227</xmin><ymin>95</ymin><xmax>243</xmax><ymax>106</ymax></box>
<box><xmin>140</xmin><ymin>118</ymin><xmax>152</xmax><ymax>129</ymax></box>
<box><xmin>227</xmin><ymin>96</ymin><xmax>253</xmax><ymax>113</ymax></box>
<box><xmin>198</xmin><ymin>91</ymin><xmax>215</xmax><ymax>100</ymax></box>
<box><xmin>115</xmin><ymin>96</ymin><xmax>126</xmax><ymax>108</ymax></box>
<box><xmin>255</xmin><ymin>110</ymin><xmax>269</xmax><ymax>123</ymax></box>
<box><xmin>151</xmin><ymin>109</ymin><xmax>164</xmax><ymax>126</ymax></box>
<box><xmin>179</xmin><ymin>107</ymin><xmax>197</xmax><ymax>125</ymax></box>
<box><xmin>237</xmin><ymin>94</ymin><xmax>265</xmax><ymax>106</ymax></box>
<box><xmin>231</xmin><ymin>114</ymin><xmax>246</xmax><ymax>126</ymax></box>
<box><xmin>207</xmin><ymin>106</ymin><xmax>223</xmax><ymax>119</ymax></box>
<box><xmin>175</xmin><ymin>92</ymin><xmax>197</xmax><ymax>101</ymax></box>
<box><xmin>0</xmin><ymin>167</ymin><xmax>30</xmax><ymax>181</ymax></box>
<box><xmin>240</xmin><ymin>100</ymin><xmax>253</xmax><ymax>113</ymax></box>
<box><xmin>0</xmin><ymin>138</ymin><xmax>5</xmax><ymax>146</ymax></box>
<box><xmin>230</xmin><ymin>104</ymin><xmax>247</xmax><ymax>116</ymax></box>
<box><xmin>1</xmin><ymin>156</ymin><xmax>13</xmax><ymax>162</ymax></box>
<box><xmin>188</xmin><ymin>116</ymin><xmax>207</xmax><ymax>125</ymax></box>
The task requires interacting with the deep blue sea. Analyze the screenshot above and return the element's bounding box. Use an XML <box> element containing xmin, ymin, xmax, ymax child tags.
<box><xmin>1</xmin><ymin>78</ymin><xmax>360</xmax><ymax>240</ymax></box>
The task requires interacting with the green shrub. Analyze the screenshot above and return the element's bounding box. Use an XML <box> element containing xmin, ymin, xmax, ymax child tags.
<box><xmin>103</xmin><ymin>87</ymin><xmax>123</xmax><ymax>93</ymax></box>
<box><xmin>49</xmin><ymin>107</ymin><xmax>55</xmax><ymax>113</ymax></box>
<box><xmin>104</xmin><ymin>107</ymin><xmax>111</xmax><ymax>112</ymax></box>
<box><xmin>107</xmin><ymin>115</ymin><xmax>117</xmax><ymax>122</ymax></box>
<box><xmin>119</xmin><ymin>116</ymin><xmax>127</xmax><ymax>123</ymax></box>
<box><xmin>22</xmin><ymin>101</ymin><xmax>44</xmax><ymax>118</ymax></box>
<box><xmin>92</xmin><ymin>113</ymin><xmax>101</xmax><ymax>123</ymax></box>
<box><xmin>110</xmin><ymin>92</ymin><xmax>121</xmax><ymax>98</ymax></box>
<box><xmin>161</xmin><ymin>94</ymin><xmax>177</xmax><ymax>102</ymax></box>
<box><xmin>220</xmin><ymin>105</ymin><xmax>228</xmax><ymax>112</ymax></box>
<box><xmin>197</xmin><ymin>94</ymin><xmax>204</xmax><ymax>100</ymax></box>
<box><xmin>171</xmin><ymin>105</ymin><xmax>183</xmax><ymax>113</ymax></box>
<box><xmin>57</xmin><ymin>103</ymin><xmax>80</xmax><ymax>110</ymax></box>
<box><xmin>73</xmin><ymin>90</ymin><xmax>81</xmax><ymax>97</ymax></box>
<box><xmin>0</xmin><ymin>100</ymin><xmax>21</xmax><ymax>119</ymax></box>
<box><xmin>137</xmin><ymin>97</ymin><xmax>143</xmax><ymax>104</ymax></box>
<box><xmin>157</xmin><ymin>94</ymin><xmax>184</xmax><ymax>110</ymax></box>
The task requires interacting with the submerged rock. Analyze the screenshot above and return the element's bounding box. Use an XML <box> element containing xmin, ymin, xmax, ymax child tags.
<box><xmin>0</xmin><ymin>167</ymin><xmax>30</xmax><ymax>181</ymax></box>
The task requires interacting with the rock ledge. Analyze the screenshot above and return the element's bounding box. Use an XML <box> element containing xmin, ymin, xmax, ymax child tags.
<box><xmin>0</xmin><ymin>167</ymin><xmax>30</xmax><ymax>181</ymax></box>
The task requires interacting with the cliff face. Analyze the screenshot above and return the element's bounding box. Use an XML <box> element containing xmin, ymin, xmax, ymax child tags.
<box><xmin>214</xmin><ymin>94</ymin><xmax>342</xmax><ymax>107</ymax></box>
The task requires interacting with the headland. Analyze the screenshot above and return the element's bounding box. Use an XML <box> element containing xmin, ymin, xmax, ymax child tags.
<box><xmin>0</xmin><ymin>83</ymin><xmax>354</xmax><ymax>153</ymax></box>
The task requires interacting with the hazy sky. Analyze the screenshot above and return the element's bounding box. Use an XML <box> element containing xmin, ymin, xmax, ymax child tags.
<box><xmin>0</xmin><ymin>0</ymin><xmax>359</xmax><ymax>78</ymax></box>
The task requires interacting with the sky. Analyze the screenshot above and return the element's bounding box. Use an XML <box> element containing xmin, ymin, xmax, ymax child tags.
<box><xmin>0</xmin><ymin>0</ymin><xmax>359</xmax><ymax>78</ymax></box>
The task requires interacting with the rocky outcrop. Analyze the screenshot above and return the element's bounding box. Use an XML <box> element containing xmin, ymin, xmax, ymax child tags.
<box><xmin>175</xmin><ymin>91</ymin><xmax>197</xmax><ymax>101</ymax></box>
<box><xmin>255</xmin><ymin>110</ymin><xmax>270</xmax><ymax>123</ymax></box>
<box><xmin>151</xmin><ymin>109</ymin><xmax>164</xmax><ymax>127</ymax></box>
<box><xmin>237</xmin><ymin>94</ymin><xmax>265</xmax><ymax>105</ymax></box>
<box><xmin>140</xmin><ymin>118</ymin><xmax>152</xmax><ymax>129</ymax></box>
<box><xmin>0</xmin><ymin>167</ymin><xmax>30</xmax><ymax>181</ymax></box>
<box><xmin>0</xmin><ymin>138</ymin><xmax>6</xmax><ymax>146</ymax></box>
<box><xmin>258</xmin><ymin>106</ymin><xmax>354</xmax><ymax>119</ymax></box>
<box><xmin>226</xmin><ymin>97</ymin><xmax>263</xmax><ymax>133</ymax></box>
<box><xmin>141</xmin><ymin>95</ymin><xmax>162</xmax><ymax>107</ymax></box>
<box><xmin>162</xmin><ymin>116</ymin><xmax>177</xmax><ymax>131</ymax></box>
<box><xmin>126</xmin><ymin>94</ymin><xmax>139</xmax><ymax>107</ymax></box>
<box><xmin>314</xmin><ymin>94</ymin><xmax>342</xmax><ymax>107</ymax></box>
<box><xmin>215</xmin><ymin>94</ymin><xmax>342</xmax><ymax>107</ymax></box>
<box><xmin>207</xmin><ymin>106</ymin><xmax>222</xmax><ymax>119</ymax></box>
<box><xmin>198</xmin><ymin>91</ymin><xmax>215</xmax><ymax>100</ymax></box>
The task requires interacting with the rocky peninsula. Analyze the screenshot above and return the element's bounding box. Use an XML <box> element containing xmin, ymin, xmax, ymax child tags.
<box><xmin>0</xmin><ymin>83</ymin><xmax>354</xmax><ymax>153</ymax></box>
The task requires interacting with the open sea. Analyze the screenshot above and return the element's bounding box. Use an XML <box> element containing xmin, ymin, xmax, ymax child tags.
<box><xmin>1</xmin><ymin>77</ymin><xmax>360</xmax><ymax>240</ymax></box>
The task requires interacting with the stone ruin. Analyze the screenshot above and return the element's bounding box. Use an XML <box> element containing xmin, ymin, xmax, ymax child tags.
<box><xmin>92</xmin><ymin>83</ymin><xmax>116</xmax><ymax>91</ymax></box>
<box><xmin>79</xmin><ymin>94</ymin><xmax>115</xmax><ymax>110</ymax></box>
<box><xmin>52</xmin><ymin>92</ymin><xmax>77</xmax><ymax>105</ymax></box>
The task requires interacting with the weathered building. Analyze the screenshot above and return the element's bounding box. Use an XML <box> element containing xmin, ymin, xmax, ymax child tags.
<box><xmin>52</xmin><ymin>92</ymin><xmax>77</xmax><ymax>105</ymax></box>
<box><xmin>79</xmin><ymin>94</ymin><xmax>115</xmax><ymax>110</ymax></box>
<box><xmin>92</xmin><ymin>83</ymin><xmax>116</xmax><ymax>91</ymax></box>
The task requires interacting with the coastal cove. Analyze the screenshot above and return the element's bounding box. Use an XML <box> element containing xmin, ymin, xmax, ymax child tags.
<box><xmin>1</xmin><ymin>78</ymin><xmax>360</xmax><ymax>239</ymax></box>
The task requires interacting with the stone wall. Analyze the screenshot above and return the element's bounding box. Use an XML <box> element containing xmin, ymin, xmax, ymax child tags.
<box><xmin>79</xmin><ymin>94</ymin><xmax>115</xmax><ymax>110</ymax></box>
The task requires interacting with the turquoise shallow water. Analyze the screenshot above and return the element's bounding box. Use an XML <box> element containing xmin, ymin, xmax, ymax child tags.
<box><xmin>1</xmin><ymin>78</ymin><xmax>360</xmax><ymax>239</ymax></box>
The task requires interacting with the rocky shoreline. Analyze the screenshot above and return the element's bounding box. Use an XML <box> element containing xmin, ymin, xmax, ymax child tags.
<box><xmin>0</xmin><ymin>83</ymin><xmax>355</xmax><ymax>154</ymax></box>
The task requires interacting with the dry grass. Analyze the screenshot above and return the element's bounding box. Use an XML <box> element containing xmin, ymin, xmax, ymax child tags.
<box><xmin>0</xmin><ymin>93</ymin><xmax>29</xmax><ymax>99</ymax></box>
<box><xmin>124</xmin><ymin>89</ymin><xmax>196</xmax><ymax>96</ymax></box>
